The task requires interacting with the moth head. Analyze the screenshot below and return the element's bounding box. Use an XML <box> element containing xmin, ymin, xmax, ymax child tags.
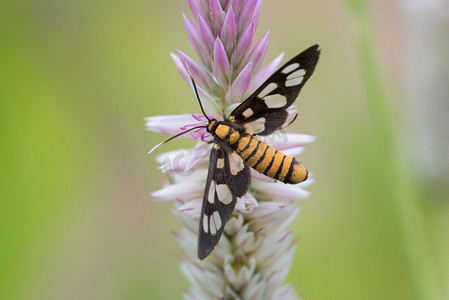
<box><xmin>206</xmin><ymin>119</ymin><xmax>219</xmax><ymax>133</ymax></box>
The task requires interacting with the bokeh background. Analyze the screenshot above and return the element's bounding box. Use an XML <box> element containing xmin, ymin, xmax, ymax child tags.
<box><xmin>1</xmin><ymin>0</ymin><xmax>448</xmax><ymax>299</ymax></box>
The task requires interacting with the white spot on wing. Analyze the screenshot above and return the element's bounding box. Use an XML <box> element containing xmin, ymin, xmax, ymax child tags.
<box><xmin>258</xmin><ymin>83</ymin><xmax>277</xmax><ymax>98</ymax></box>
<box><xmin>285</xmin><ymin>69</ymin><xmax>305</xmax><ymax>87</ymax></box>
<box><xmin>209</xmin><ymin>214</ymin><xmax>217</xmax><ymax>235</ymax></box>
<box><xmin>216</xmin><ymin>184</ymin><xmax>232</xmax><ymax>204</ymax></box>
<box><xmin>263</xmin><ymin>94</ymin><xmax>287</xmax><ymax>108</ymax></box>
<box><xmin>242</xmin><ymin>108</ymin><xmax>254</xmax><ymax>118</ymax></box>
<box><xmin>217</xmin><ymin>158</ymin><xmax>224</xmax><ymax>169</ymax></box>
<box><xmin>203</xmin><ymin>215</ymin><xmax>209</xmax><ymax>233</ymax></box>
<box><xmin>212</xmin><ymin>211</ymin><xmax>222</xmax><ymax>232</ymax></box>
<box><xmin>287</xmin><ymin>69</ymin><xmax>306</xmax><ymax>79</ymax></box>
<box><xmin>244</xmin><ymin>117</ymin><xmax>266</xmax><ymax>134</ymax></box>
<box><xmin>208</xmin><ymin>180</ymin><xmax>216</xmax><ymax>204</ymax></box>
<box><xmin>229</xmin><ymin>152</ymin><xmax>245</xmax><ymax>175</ymax></box>
<box><xmin>285</xmin><ymin>76</ymin><xmax>304</xmax><ymax>87</ymax></box>
<box><xmin>281</xmin><ymin>63</ymin><xmax>299</xmax><ymax>74</ymax></box>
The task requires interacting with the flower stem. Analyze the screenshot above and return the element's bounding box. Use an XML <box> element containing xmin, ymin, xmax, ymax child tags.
<box><xmin>346</xmin><ymin>1</ymin><xmax>439</xmax><ymax>299</ymax></box>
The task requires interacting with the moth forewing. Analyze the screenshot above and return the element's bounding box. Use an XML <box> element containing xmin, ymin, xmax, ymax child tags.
<box><xmin>229</xmin><ymin>44</ymin><xmax>320</xmax><ymax>126</ymax></box>
<box><xmin>198</xmin><ymin>143</ymin><xmax>249</xmax><ymax>259</ymax></box>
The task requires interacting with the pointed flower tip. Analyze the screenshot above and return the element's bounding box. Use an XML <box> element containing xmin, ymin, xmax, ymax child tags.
<box><xmin>213</xmin><ymin>37</ymin><xmax>231</xmax><ymax>81</ymax></box>
<box><xmin>209</xmin><ymin>0</ymin><xmax>224</xmax><ymax>14</ymax></box>
<box><xmin>214</xmin><ymin>38</ymin><xmax>227</xmax><ymax>58</ymax></box>
<box><xmin>183</xmin><ymin>13</ymin><xmax>197</xmax><ymax>37</ymax></box>
<box><xmin>169</xmin><ymin>51</ymin><xmax>177</xmax><ymax>59</ymax></box>
<box><xmin>209</xmin><ymin>0</ymin><xmax>225</xmax><ymax>31</ymax></box>
<box><xmin>221</xmin><ymin>7</ymin><xmax>237</xmax><ymax>44</ymax></box>
<box><xmin>260</xmin><ymin>30</ymin><xmax>270</xmax><ymax>43</ymax></box>
<box><xmin>249</xmin><ymin>31</ymin><xmax>270</xmax><ymax>74</ymax></box>
<box><xmin>230</xmin><ymin>61</ymin><xmax>252</xmax><ymax>101</ymax></box>
<box><xmin>197</xmin><ymin>14</ymin><xmax>214</xmax><ymax>50</ymax></box>
<box><xmin>187</xmin><ymin>0</ymin><xmax>201</xmax><ymax>18</ymax></box>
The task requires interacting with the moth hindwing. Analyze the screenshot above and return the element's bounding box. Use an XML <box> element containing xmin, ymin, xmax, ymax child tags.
<box><xmin>198</xmin><ymin>141</ymin><xmax>250</xmax><ymax>259</ymax></box>
<box><xmin>229</xmin><ymin>44</ymin><xmax>320</xmax><ymax>136</ymax></box>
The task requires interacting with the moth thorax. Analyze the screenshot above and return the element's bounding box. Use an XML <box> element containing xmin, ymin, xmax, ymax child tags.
<box><xmin>215</xmin><ymin>124</ymin><xmax>239</xmax><ymax>144</ymax></box>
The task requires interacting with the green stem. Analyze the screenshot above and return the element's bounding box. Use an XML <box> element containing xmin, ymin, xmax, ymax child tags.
<box><xmin>346</xmin><ymin>1</ymin><xmax>439</xmax><ymax>299</ymax></box>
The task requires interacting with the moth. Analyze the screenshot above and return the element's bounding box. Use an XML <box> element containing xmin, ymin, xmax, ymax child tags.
<box><xmin>150</xmin><ymin>45</ymin><xmax>320</xmax><ymax>260</ymax></box>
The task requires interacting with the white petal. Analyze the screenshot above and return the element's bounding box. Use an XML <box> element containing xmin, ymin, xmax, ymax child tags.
<box><xmin>156</xmin><ymin>143</ymin><xmax>208</xmax><ymax>174</ymax></box>
<box><xmin>145</xmin><ymin>114</ymin><xmax>199</xmax><ymax>136</ymax></box>
<box><xmin>151</xmin><ymin>174</ymin><xmax>205</xmax><ymax>201</ymax></box>
<box><xmin>178</xmin><ymin>198</ymin><xmax>202</xmax><ymax>217</ymax></box>
<box><xmin>252</xmin><ymin>180</ymin><xmax>311</xmax><ymax>202</ymax></box>
<box><xmin>235</xmin><ymin>192</ymin><xmax>258</xmax><ymax>213</ymax></box>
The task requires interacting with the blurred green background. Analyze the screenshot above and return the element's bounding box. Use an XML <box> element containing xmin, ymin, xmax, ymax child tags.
<box><xmin>1</xmin><ymin>0</ymin><xmax>448</xmax><ymax>299</ymax></box>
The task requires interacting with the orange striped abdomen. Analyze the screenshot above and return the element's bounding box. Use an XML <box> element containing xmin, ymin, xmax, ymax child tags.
<box><xmin>235</xmin><ymin>134</ymin><xmax>308</xmax><ymax>184</ymax></box>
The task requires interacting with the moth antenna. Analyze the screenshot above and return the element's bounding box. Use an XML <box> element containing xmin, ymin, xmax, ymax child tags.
<box><xmin>178</xmin><ymin>57</ymin><xmax>211</xmax><ymax>122</ymax></box>
<box><xmin>189</xmin><ymin>76</ymin><xmax>211</xmax><ymax>122</ymax></box>
<box><xmin>147</xmin><ymin>125</ymin><xmax>206</xmax><ymax>155</ymax></box>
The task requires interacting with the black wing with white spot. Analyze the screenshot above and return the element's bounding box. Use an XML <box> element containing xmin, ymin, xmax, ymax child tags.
<box><xmin>229</xmin><ymin>44</ymin><xmax>320</xmax><ymax>136</ymax></box>
<box><xmin>198</xmin><ymin>142</ymin><xmax>250</xmax><ymax>260</ymax></box>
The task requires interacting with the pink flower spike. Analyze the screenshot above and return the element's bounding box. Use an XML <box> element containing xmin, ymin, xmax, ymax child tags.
<box><xmin>220</xmin><ymin>7</ymin><xmax>237</xmax><ymax>54</ymax></box>
<box><xmin>231</xmin><ymin>20</ymin><xmax>255</xmax><ymax>68</ymax></box>
<box><xmin>147</xmin><ymin>1</ymin><xmax>317</xmax><ymax>298</ymax></box>
<box><xmin>183</xmin><ymin>13</ymin><xmax>210</xmax><ymax>67</ymax></box>
<box><xmin>188</xmin><ymin>0</ymin><xmax>206</xmax><ymax>20</ymax></box>
<box><xmin>238</xmin><ymin>0</ymin><xmax>259</xmax><ymax>32</ymax></box>
<box><xmin>170</xmin><ymin>52</ymin><xmax>191</xmax><ymax>84</ymax></box>
<box><xmin>250</xmin><ymin>52</ymin><xmax>284</xmax><ymax>93</ymax></box>
<box><xmin>249</xmin><ymin>30</ymin><xmax>270</xmax><ymax>74</ymax></box>
<box><xmin>213</xmin><ymin>38</ymin><xmax>231</xmax><ymax>86</ymax></box>
<box><xmin>177</xmin><ymin>49</ymin><xmax>216</xmax><ymax>91</ymax></box>
<box><xmin>209</xmin><ymin>0</ymin><xmax>225</xmax><ymax>34</ymax></box>
<box><xmin>230</xmin><ymin>0</ymin><xmax>244</xmax><ymax>18</ymax></box>
<box><xmin>229</xmin><ymin>61</ymin><xmax>252</xmax><ymax>102</ymax></box>
<box><xmin>197</xmin><ymin>14</ymin><xmax>214</xmax><ymax>53</ymax></box>
<box><xmin>251</xmin><ymin>0</ymin><xmax>263</xmax><ymax>27</ymax></box>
